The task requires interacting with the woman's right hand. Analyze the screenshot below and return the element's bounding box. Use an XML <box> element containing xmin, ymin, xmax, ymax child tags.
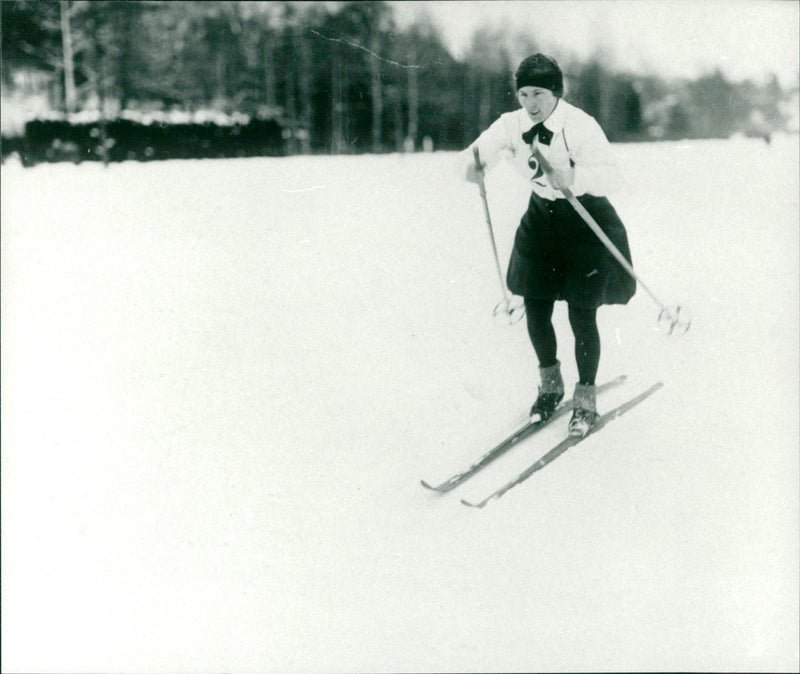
<box><xmin>466</xmin><ymin>161</ymin><xmax>485</xmax><ymax>183</ymax></box>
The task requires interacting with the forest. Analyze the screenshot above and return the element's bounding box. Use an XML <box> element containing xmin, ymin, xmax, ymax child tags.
<box><xmin>2</xmin><ymin>0</ymin><xmax>796</xmax><ymax>161</ymax></box>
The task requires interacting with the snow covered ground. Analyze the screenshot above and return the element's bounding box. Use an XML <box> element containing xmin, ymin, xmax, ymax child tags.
<box><xmin>2</xmin><ymin>135</ymin><xmax>798</xmax><ymax>673</ymax></box>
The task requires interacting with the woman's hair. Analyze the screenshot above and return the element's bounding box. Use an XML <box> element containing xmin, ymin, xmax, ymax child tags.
<box><xmin>515</xmin><ymin>53</ymin><xmax>564</xmax><ymax>97</ymax></box>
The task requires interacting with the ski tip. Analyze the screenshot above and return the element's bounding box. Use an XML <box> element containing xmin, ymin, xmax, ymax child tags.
<box><xmin>420</xmin><ymin>480</ymin><xmax>442</xmax><ymax>492</ymax></box>
<box><xmin>460</xmin><ymin>498</ymin><xmax>485</xmax><ymax>509</ymax></box>
<box><xmin>598</xmin><ymin>374</ymin><xmax>627</xmax><ymax>390</ymax></box>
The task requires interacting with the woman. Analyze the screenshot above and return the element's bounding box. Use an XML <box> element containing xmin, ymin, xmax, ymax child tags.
<box><xmin>458</xmin><ymin>53</ymin><xmax>636</xmax><ymax>437</ymax></box>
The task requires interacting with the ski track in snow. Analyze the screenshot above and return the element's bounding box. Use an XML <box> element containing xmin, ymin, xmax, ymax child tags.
<box><xmin>2</xmin><ymin>136</ymin><xmax>799</xmax><ymax>672</ymax></box>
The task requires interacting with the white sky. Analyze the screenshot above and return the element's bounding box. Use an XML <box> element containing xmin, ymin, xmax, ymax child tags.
<box><xmin>391</xmin><ymin>0</ymin><xmax>800</xmax><ymax>86</ymax></box>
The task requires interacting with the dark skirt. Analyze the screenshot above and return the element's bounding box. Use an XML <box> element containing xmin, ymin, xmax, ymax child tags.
<box><xmin>506</xmin><ymin>192</ymin><xmax>636</xmax><ymax>309</ymax></box>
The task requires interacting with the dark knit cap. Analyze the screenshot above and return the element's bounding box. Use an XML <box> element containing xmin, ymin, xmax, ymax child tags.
<box><xmin>515</xmin><ymin>53</ymin><xmax>563</xmax><ymax>96</ymax></box>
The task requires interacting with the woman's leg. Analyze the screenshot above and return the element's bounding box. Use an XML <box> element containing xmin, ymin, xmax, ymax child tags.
<box><xmin>568</xmin><ymin>305</ymin><xmax>600</xmax><ymax>385</ymax></box>
<box><xmin>524</xmin><ymin>298</ymin><xmax>557</xmax><ymax>367</ymax></box>
<box><xmin>524</xmin><ymin>298</ymin><xmax>563</xmax><ymax>420</ymax></box>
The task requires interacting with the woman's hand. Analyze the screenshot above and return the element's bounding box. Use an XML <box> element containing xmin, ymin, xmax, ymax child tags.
<box><xmin>548</xmin><ymin>163</ymin><xmax>574</xmax><ymax>191</ymax></box>
<box><xmin>531</xmin><ymin>145</ymin><xmax>574</xmax><ymax>192</ymax></box>
<box><xmin>466</xmin><ymin>161</ymin><xmax>486</xmax><ymax>184</ymax></box>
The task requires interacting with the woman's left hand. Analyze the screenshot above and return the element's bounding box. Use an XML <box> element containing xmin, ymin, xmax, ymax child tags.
<box><xmin>548</xmin><ymin>164</ymin><xmax>574</xmax><ymax>191</ymax></box>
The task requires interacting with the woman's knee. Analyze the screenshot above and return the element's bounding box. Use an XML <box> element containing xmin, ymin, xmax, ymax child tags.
<box><xmin>567</xmin><ymin>305</ymin><xmax>598</xmax><ymax>337</ymax></box>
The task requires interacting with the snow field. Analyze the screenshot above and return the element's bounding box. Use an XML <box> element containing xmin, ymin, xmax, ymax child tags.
<box><xmin>2</xmin><ymin>135</ymin><xmax>798</xmax><ymax>672</ymax></box>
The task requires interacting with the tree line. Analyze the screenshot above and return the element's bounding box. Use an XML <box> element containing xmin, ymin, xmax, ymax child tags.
<box><xmin>2</xmin><ymin>0</ymin><xmax>795</xmax><ymax>155</ymax></box>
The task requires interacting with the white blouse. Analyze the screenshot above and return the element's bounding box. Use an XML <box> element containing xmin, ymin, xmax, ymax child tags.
<box><xmin>457</xmin><ymin>99</ymin><xmax>621</xmax><ymax>200</ymax></box>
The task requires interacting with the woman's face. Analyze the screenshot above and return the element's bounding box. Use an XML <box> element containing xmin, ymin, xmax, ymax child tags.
<box><xmin>517</xmin><ymin>86</ymin><xmax>558</xmax><ymax>124</ymax></box>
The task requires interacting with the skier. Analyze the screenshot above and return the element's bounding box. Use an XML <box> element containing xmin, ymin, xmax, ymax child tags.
<box><xmin>458</xmin><ymin>53</ymin><xmax>636</xmax><ymax>437</ymax></box>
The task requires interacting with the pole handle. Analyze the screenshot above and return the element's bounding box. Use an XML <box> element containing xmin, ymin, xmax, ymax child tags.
<box><xmin>472</xmin><ymin>146</ymin><xmax>487</xmax><ymax>198</ymax></box>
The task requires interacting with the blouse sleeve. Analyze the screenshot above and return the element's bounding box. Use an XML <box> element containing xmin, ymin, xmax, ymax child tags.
<box><xmin>568</xmin><ymin>114</ymin><xmax>622</xmax><ymax>197</ymax></box>
<box><xmin>454</xmin><ymin>115</ymin><xmax>514</xmax><ymax>180</ymax></box>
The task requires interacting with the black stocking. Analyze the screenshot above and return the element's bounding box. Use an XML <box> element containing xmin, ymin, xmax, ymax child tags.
<box><xmin>524</xmin><ymin>298</ymin><xmax>557</xmax><ymax>368</ymax></box>
<box><xmin>568</xmin><ymin>305</ymin><xmax>600</xmax><ymax>385</ymax></box>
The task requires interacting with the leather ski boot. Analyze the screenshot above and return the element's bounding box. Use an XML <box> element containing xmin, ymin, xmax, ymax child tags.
<box><xmin>529</xmin><ymin>361</ymin><xmax>564</xmax><ymax>423</ymax></box>
<box><xmin>568</xmin><ymin>383</ymin><xmax>599</xmax><ymax>437</ymax></box>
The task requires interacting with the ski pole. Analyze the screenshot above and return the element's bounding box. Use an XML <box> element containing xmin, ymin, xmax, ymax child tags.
<box><xmin>531</xmin><ymin>146</ymin><xmax>690</xmax><ymax>335</ymax></box>
<box><xmin>472</xmin><ymin>146</ymin><xmax>524</xmax><ymax>323</ymax></box>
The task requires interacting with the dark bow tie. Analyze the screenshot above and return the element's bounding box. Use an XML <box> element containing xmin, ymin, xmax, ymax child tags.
<box><xmin>522</xmin><ymin>122</ymin><xmax>553</xmax><ymax>146</ymax></box>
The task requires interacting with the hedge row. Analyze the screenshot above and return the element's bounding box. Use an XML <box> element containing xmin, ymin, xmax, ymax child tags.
<box><xmin>3</xmin><ymin>117</ymin><xmax>285</xmax><ymax>166</ymax></box>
